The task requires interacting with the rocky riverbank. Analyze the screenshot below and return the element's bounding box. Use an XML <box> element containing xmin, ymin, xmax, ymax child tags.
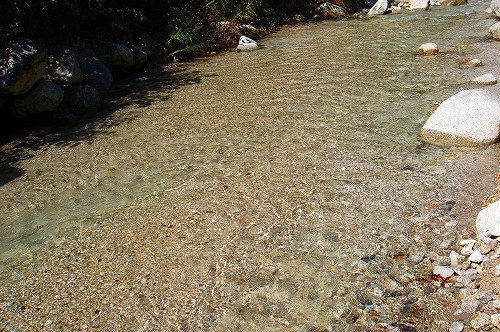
<box><xmin>0</xmin><ymin>1</ymin><xmax>500</xmax><ymax>331</ymax></box>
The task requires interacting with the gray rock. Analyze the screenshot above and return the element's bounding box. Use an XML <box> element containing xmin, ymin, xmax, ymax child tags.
<box><xmin>491</xmin><ymin>0</ymin><xmax>500</xmax><ymax>18</ymax></box>
<box><xmin>455</xmin><ymin>299</ymin><xmax>481</xmax><ymax>315</ymax></box>
<box><xmin>316</xmin><ymin>2</ymin><xmax>348</xmax><ymax>18</ymax></box>
<box><xmin>476</xmin><ymin>199</ymin><xmax>500</xmax><ymax>238</ymax></box>
<box><xmin>64</xmin><ymin>85</ymin><xmax>101</xmax><ymax>111</ymax></box>
<box><xmin>138</xmin><ymin>32</ymin><xmax>155</xmax><ymax>54</ymax></box>
<box><xmin>76</xmin><ymin>48</ymin><xmax>113</xmax><ymax>93</ymax></box>
<box><xmin>421</xmin><ymin>89</ymin><xmax>500</xmax><ymax>146</ymax></box>
<box><xmin>44</xmin><ymin>46</ymin><xmax>83</xmax><ymax>85</ymax></box>
<box><xmin>410</xmin><ymin>0</ymin><xmax>430</xmax><ymax>9</ymax></box>
<box><xmin>489</xmin><ymin>22</ymin><xmax>500</xmax><ymax>40</ymax></box>
<box><xmin>471</xmin><ymin>73</ymin><xmax>497</xmax><ymax>85</ymax></box>
<box><xmin>126</xmin><ymin>43</ymin><xmax>148</xmax><ymax>70</ymax></box>
<box><xmin>84</xmin><ymin>40</ymin><xmax>133</xmax><ymax>70</ymax></box>
<box><xmin>236</xmin><ymin>36</ymin><xmax>259</xmax><ymax>52</ymax></box>
<box><xmin>449</xmin><ymin>321</ymin><xmax>464</xmax><ymax>332</ymax></box>
<box><xmin>469</xmin><ymin>313</ymin><xmax>491</xmax><ymax>330</ymax></box>
<box><xmin>368</xmin><ymin>0</ymin><xmax>389</xmax><ymax>14</ymax></box>
<box><xmin>9</xmin><ymin>80</ymin><xmax>63</xmax><ymax>118</ymax></box>
<box><xmin>0</xmin><ymin>39</ymin><xmax>47</xmax><ymax>95</ymax></box>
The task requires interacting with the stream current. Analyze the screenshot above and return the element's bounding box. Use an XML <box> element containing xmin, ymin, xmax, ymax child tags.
<box><xmin>1</xmin><ymin>1</ymin><xmax>500</xmax><ymax>330</ymax></box>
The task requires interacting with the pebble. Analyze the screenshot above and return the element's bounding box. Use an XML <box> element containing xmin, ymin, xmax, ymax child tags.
<box><xmin>469</xmin><ymin>313</ymin><xmax>490</xmax><ymax>330</ymax></box>
<box><xmin>449</xmin><ymin>321</ymin><xmax>464</xmax><ymax>332</ymax></box>
<box><xmin>434</xmin><ymin>265</ymin><xmax>454</xmax><ymax>278</ymax></box>
<box><xmin>493</xmin><ymin>300</ymin><xmax>500</xmax><ymax>310</ymax></box>
<box><xmin>455</xmin><ymin>299</ymin><xmax>481</xmax><ymax>315</ymax></box>
<box><xmin>450</xmin><ymin>251</ymin><xmax>461</xmax><ymax>269</ymax></box>
<box><xmin>491</xmin><ymin>314</ymin><xmax>500</xmax><ymax>328</ymax></box>
<box><xmin>469</xmin><ymin>59</ymin><xmax>483</xmax><ymax>67</ymax></box>
<box><xmin>470</xmin><ymin>73</ymin><xmax>497</xmax><ymax>85</ymax></box>
<box><xmin>419</xmin><ymin>43</ymin><xmax>439</xmax><ymax>55</ymax></box>
<box><xmin>469</xmin><ymin>250</ymin><xmax>483</xmax><ymax>263</ymax></box>
<box><xmin>461</xmin><ymin>243</ymin><xmax>475</xmax><ymax>256</ymax></box>
<box><xmin>459</xmin><ymin>239</ymin><xmax>476</xmax><ymax>246</ymax></box>
<box><xmin>410</xmin><ymin>252</ymin><xmax>425</xmax><ymax>264</ymax></box>
<box><xmin>494</xmin><ymin>264</ymin><xmax>500</xmax><ymax>276</ymax></box>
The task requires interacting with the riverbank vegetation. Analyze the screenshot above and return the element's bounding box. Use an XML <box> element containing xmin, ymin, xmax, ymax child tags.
<box><xmin>0</xmin><ymin>0</ymin><xmax>365</xmax><ymax>63</ymax></box>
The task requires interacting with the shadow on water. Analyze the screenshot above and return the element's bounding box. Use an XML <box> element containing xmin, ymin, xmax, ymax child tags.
<box><xmin>0</xmin><ymin>64</ymin><xmax>216</xmax><ymax>186</ymax></box>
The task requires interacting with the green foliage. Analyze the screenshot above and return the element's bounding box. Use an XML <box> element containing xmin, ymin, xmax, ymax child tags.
<box><xmin>0</xmin><ymin>0</ymin><xmax>367</xmax><ymax>62</ymax></box>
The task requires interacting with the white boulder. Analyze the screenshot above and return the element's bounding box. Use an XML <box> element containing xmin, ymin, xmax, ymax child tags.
<box><xmin>368</xmin><ymin>0</ymin><xmax>389</xmax><ymax>15</ymax></box>
<box><xmin>471</xmin><ymin>73</ymin><xmax>497</xmax><ymax>85</ymax></box>
<box><xmin>488</xmin><ymin>22</ymin><xmax>500</xmax><ymax>40</ymax></box>
<box><xmin>421</xmin><ymin>89</ymin><xmax>500</xmax><ymax>146</ymax></box>
<box><xmin>410</xmin><ymin>0</ymin><xmax>430</xmax><ymax>9</ymax></box>
<box><xmin>236</xmin><ymin>36</ymin><xmax>259</xmax><ymax>52</ymax></box>
<box><xmin>492</xmin><ymin>0</ymin><xmax>500</xmax><ymax>18</ymax></box>
<box><xmin>476</xmin><ymin>199</ymin><xmax>500</xmax><ymax>238</ymax></box>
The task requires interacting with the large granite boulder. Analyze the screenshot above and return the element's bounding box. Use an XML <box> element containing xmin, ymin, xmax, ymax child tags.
<box><xmin>491</xmin><ymin>0</ymin><xmax>500</xmax><ymax>18</ymax></box>
<box><xmin>488</xmin><ymin>22</ymin><xmax>500</xmax><ymax>40</ymax></box>
<box><xmin>410</xmin><ymin>0</ymin><xmax>430</xmax><ymax>9</ymax></box>
<box><xmin>44</xmin><ymin>46</ymin><xmax>83</xmax><ymax>85</ymax></box>
<box><xmin>421</xmin><ymin>89</ymin><xmax>500</xmax><ymax>146</ymax></box>
<box><xmin>0</xmin><ymin>39</ymin><xmax>47</xmax><ymax>95</ymax></box>
<box><xmin>64</xmin><ymin>85</ymin><xmax>101</xmax><ymax>111</ymax></box>
<box><xmin>84</xmin><ymin>40</ymin><xmax>133</xmax><ymax>70</ymax></box>
<box><xmin>316</xmin><ymin>2</ymin><xmax>348</xmax><ymax>18</ymax></box>
<box><xmin>9</xmin><ymin>80</ymin><xmax>63</xmax><ymax>118</ymax></box>
<box><xmin>76</xmin><ymin>48</ymin><xmax>113</xmax><ymax>93</ymax></box>
<box><xmin>236</xmin><ymin>36</ymin><xmax>259</xmax><ymax>52</ymax></box>
<box><xmin>476</xmin><ymin>199</ymin><xmax>500</xmax><ymax>238</ymax></box>
<box><xmin>368</xmin><ymin>0</ymin><xmax>389</xmax><ymax>15</ymax></box>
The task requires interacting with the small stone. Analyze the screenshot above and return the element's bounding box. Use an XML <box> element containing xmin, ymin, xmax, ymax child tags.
<box><xmin>469</xmin><ymin>59</ymin><xmax>483</xmax><ymax>67</ymax></box>
<box><xmin>419</xmin><ymin>43</ymin><xmax>439</xmax><ymax>55</ymax></box>
<box><xmin>236</xmin><ymin>35</ymin><xmax>259</xmax><ymax>52</ymax></box>
<box><xmin>492</xmin><ymin>314</ymin><xmax>500</xmax><ymax>328</ymax></box>
<box><xmin>461</xmin><ymin>243</ymin><xmax>475</xmax><ymax>256</ymax></box>
<box><xmin>450</xmin><ymin>251</ymin><xmax>461</xmax><ymax>269</ymax></box>
<box><xmin>410</xmin><ymin>252</ymin><xmax>425</xmax><ymax>263</ymax></box>
<box><xmin>469</xmin><ymin>313</ymin><xmax>491</xmax><ymax>330</ymax></box>
<box><xmin>455</xmin><ymin>299</ymin><xmax>481</xmax><ymax>315</ymax></box>
<box><xmin>492</xmin><ymin>300</ymin><xmax>500</xmax><ymax>310</ymax></box>
<box><xmin>475</xmin><ymin>290</ymin><xmax>494</xmax><ymax>305</ymax></box>
<box><xmin>459</xmin><ymin>238</ymin><xmax>477</xmax><ymax>246</ymax></box>
<box><xmin>494</xmin><ymin>264</ymin><xmax>500</xmax><ymax>276</ymax></box>
<box><xmin>469</xmin><ymin>250</ymin><xmax>483</xmax><ymax>263</ymax></box>
<box><xmin>459</xmin><ymin>288</ymin><xmax>476</xmax><ymax>300</ymax></box>
<box><xmin>449</xmin><ymin>321</ymin><xmax>464</xmax><ymax>332</ymax></box>
<box><xmin>433</xmin><ymin>265</ymin><xmax>454</xmax><ymax>278</ymax></box>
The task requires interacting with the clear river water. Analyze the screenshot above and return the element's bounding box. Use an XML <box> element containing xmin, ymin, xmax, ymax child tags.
<box><xmin>1</xmin><ymin>1</ymin><xmax>500</xmax><ymax>330</ymax></box>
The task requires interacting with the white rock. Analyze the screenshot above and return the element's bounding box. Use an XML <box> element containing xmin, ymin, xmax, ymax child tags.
<box><xmin>476</xmin><ymin>200</ymin><xmax>500</xmax><ymax>237</ymax></box>
<box><xmin>492</xmin><ymin>0</ymin><xmax>500</xmax><ymax>18</ymax></box>
<box><xmin>459</xmin><ymin>238</ymin><xmax>477</xmax><ymax>246</ymax></box>
<box><xmin>461</xmin><ymin>242</ymin><xmax>475</xmax><ymax>256</ymax></box>
<box><xmin>421</xmin><ymin>89</ymin><xmax>500</xmax><ymax>146</ymax></box>
<box><xmin>449</xmin><ymin>321</ymin><xmax>464</xmax><ymax>332</ymax></box>
<box><xmin>469</xmin><ymin>59</ymin><xmax>483</xmax><ymax>67</ymax></box>
<box><xmin>390</xmin><ymin>5</ymin><xmax>404</xmax><ymax>12</ymax></box>
<box><xmin>368</xmin><ymin>0</ymin><xmax>389</xmax><ymax>15</ymax></box>
<box><xmin>455</xmin><ymin>299</ymin><xmax>481</xmax><ymax>314</ymax></box>
<box><xmin>236</xmin><ymin>35</ymin><xmax>259</xmax><ymax>51</ymax></box>
<box><xmin>410</xmin><ymin>0</ymin><xmax>430</xmax><ymax>9</ymax></box>
<box><xmin>493</xmin><ymin>299</ymin><xmax>500</xmax><ymax>309</ymax></box>
<box><xmin>418</xmin><ymin>42</ymin><xmax>439</xmax><ymax>55</ymax></box>
<box><xmin>469</xmin><ymin>250</ymin><xmax>483</xmax><ymax>263</ymax></box>
<box><xmin>492</xmin><ymin>314</ymin><xmax>500</xmax><ymax>328</ymax></box>
<box><xmin>494</xmin><ymin>264</ymin><xmax>500</xmax><ymax>276</ymax></box>
<box><xmin>450</xmin><ymin>251</ymin><xmax>461</xmax><ymax>269</ymax></box>
<box><xmin>471</xmin><ymin>73</ymin><xmax>497</xmax><ymax>85</ymax></box>
<box><xmin>469</xmin><ymin>313</ymin><xmax>491</xmax><ymax>330</ymax></box>
<box><xmin>489</xmin><ymin>22</ymin><xmax>500</xmax><ymax>40</ymax></box>
<box><xmin>433</xmin><ymin>265</ymin><xmax>454</xmax><ymax>278</ymax></box>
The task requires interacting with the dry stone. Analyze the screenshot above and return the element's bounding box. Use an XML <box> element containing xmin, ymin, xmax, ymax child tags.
<box><xmin>419</xmin><ymin>43</ymin><xmax>438</xmax><ymax>55</ymax></box>
<box><xmin>44</xmin><ymin>46</ymin><xmax>83</xmax><ymax>85</ymax></box>
<box><xmin>0</xmin><ymin>39</ymin><xmax>47</xmax><ymax>95</ymax></box>
<box><xmin>421</xmin><ymin>89</ymin><xmax>500</xmax><ymax>146</ymax></box>
<box><xmin>488</xmin><ymin>22</ymin><xmax>500</xmax><ymax>40</ymax></box>
<box><xmin>476</xmin><ymin>199</ymin><xmax>500</xmax><ymax>238</ymax></box>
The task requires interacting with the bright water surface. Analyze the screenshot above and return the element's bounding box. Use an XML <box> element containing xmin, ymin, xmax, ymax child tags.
<box><xmin>1</xmin><ymin>1</ymin><xmax>500</xmax><ymax>330</ymax></box>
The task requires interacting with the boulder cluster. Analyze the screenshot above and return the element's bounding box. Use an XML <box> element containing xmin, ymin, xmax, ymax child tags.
<box><xmin>0</xmin><ymin>36</ymin><xmax>151</xmax><ymax>120</ymax></box>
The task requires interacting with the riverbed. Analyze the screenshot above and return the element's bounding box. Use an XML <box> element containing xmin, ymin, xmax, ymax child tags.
<box><xmin>1</xmin><ymin>1</ymin><xmax>499</xmax><ymax>330</ymax></box>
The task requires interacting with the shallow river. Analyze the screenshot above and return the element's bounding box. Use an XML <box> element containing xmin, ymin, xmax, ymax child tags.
<box><xmin>1</xmin><ymin>1</ymin><xmax>500</xmax><ymax>330</ymax></box>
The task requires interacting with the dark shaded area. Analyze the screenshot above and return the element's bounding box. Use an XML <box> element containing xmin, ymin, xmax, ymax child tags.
<box><xmin>0</xmin><ymin>65</ymin><xmax>216</xmax><ymax>185</ymax></box>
